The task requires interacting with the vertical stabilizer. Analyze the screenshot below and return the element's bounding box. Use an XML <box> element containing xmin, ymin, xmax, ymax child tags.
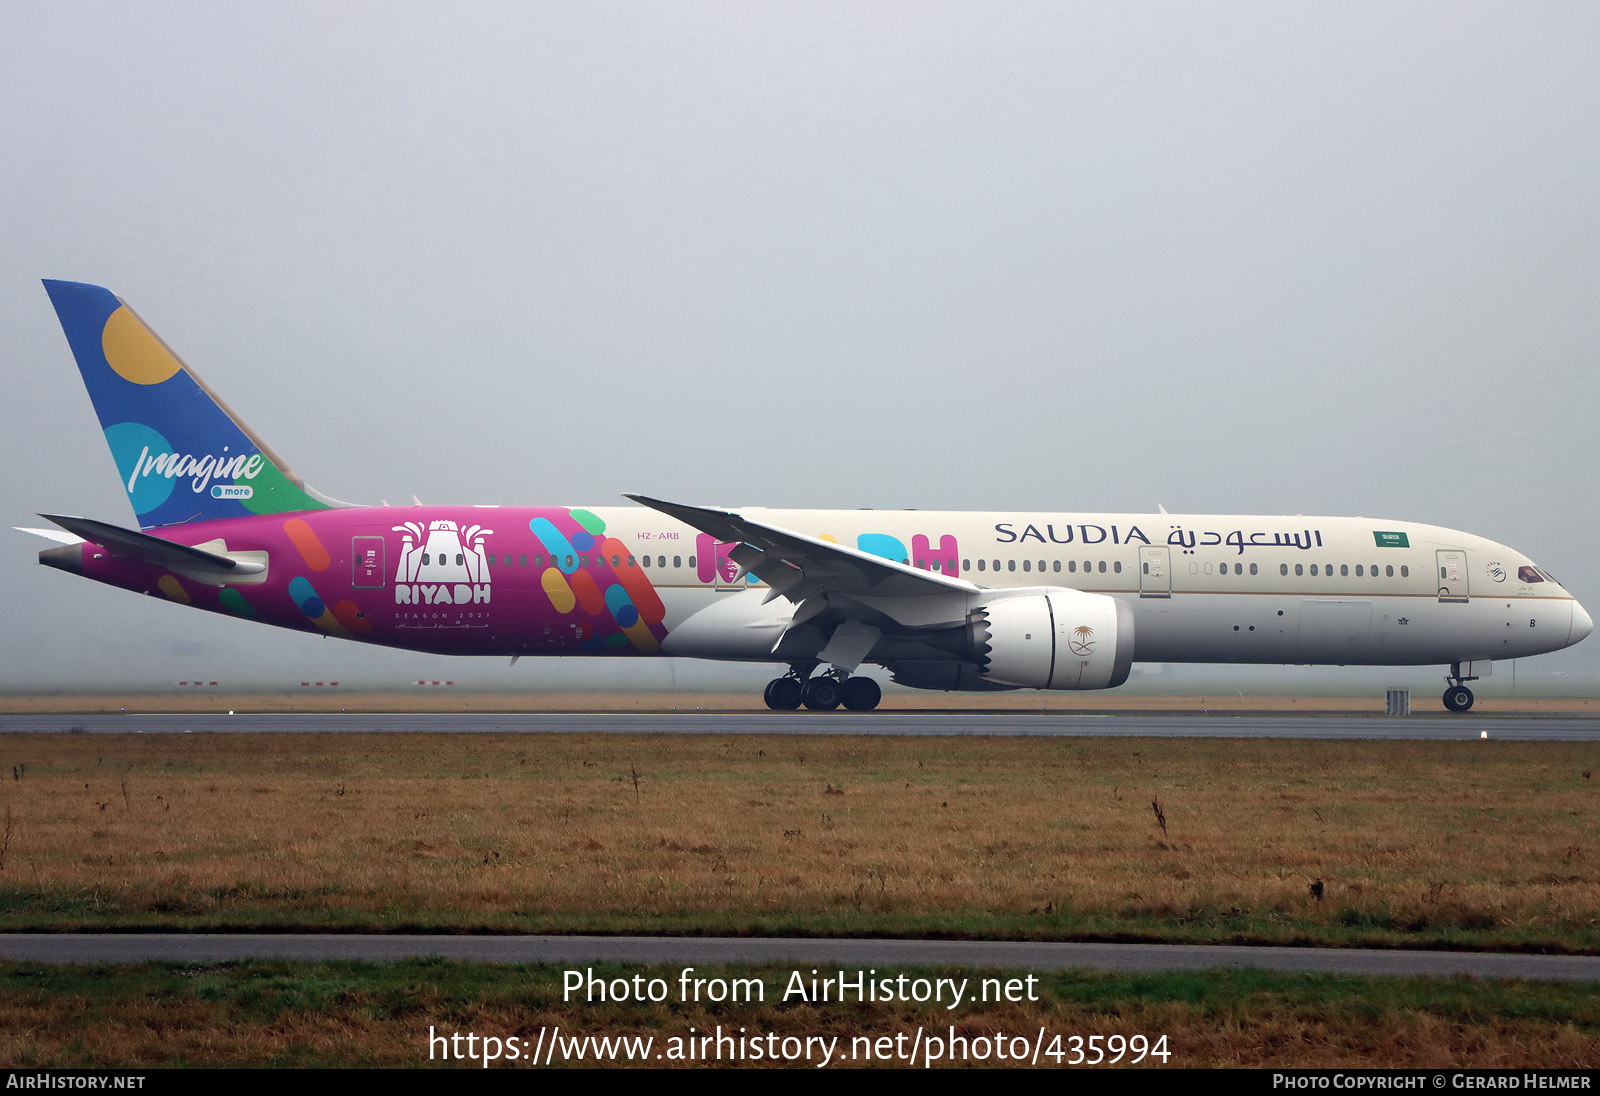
<box><xmin>42</xmin><ymin>280</ymin><xmax>343</xmax><ymax>530</ymax></box>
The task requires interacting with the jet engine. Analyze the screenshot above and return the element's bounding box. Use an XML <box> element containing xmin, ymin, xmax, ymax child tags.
<box><xmin>966</xmin><ymin>589</ymin><xmax>1134</xmax><ymax>690</ymax></box>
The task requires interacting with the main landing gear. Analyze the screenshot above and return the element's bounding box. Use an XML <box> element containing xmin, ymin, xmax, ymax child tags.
<box><xmin>1442</xmin><ymin>661</ymin><xmax>1477</xmax><ymax>713</ymax></box>
<box><xmin>762</xmin><ymin>669</ymin><xmax>881</xmax><ymax>711</ymax></box>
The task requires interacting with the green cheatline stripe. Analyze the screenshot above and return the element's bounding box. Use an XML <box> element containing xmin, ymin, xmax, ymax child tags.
<box><xmin>1373</xmin><ymin>531</ymin><xmax>1409</xmax><ymax>548</ymax></box>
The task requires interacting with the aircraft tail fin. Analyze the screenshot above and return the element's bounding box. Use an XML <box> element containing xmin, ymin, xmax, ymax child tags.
<box><xmin>42</xmin><ymin>280</ymin><xmax>350</xmax><ymax>530</ymax></box>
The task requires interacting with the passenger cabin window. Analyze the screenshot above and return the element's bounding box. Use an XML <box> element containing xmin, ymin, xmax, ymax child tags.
<box><xmin>1400</xmin><ymin>565</ymin><xmax>1409</xmax><ymax>577</ymax></box>
<box><xmin>1053</xmin><ymin>560</ymin><xmax>1061</xmax><ymax>573</ymax></box>
<box><xmin>1310</xmin><ymin>564</ymin><xmax>1318</xmax><ymax>576</ymax></box>
<box><xmin>1113</xmin><ymin>561</ymin><xmax>1121</xmax><ymax>573</ymax></box>
<box><xmin>1023</xmin><ymin>560</ymin><xmax>1031</xmax><ymax>572</ymax></box>
<box><xmin>977</xmin><ymin>559</ymin><xmax>986</xmax><ymax>572</ymax></box>
<box><xmin>642</xmin><ymin>556</ymin><xmax>651</xmax><ymax>567</ymax></box>
<box><xmin>1069</xmin><ymin>560</ymin><xmax>1077</xmax><ymax>573</ymax></box>
<box><xmin>1340</xmin><ymin>564</ymin><xmax>1348</xmax><ymax>576</ymax></box>
<box><xmin>674</xmin><ymin>556</ymin><xmax>682</xmax><ymax>568</ymax></box>
<box><xmin>1295</xmin><ymin>564</ymin><xmax>1304</xmax><ymax>576</ymax></box>
<box><xmin>1008</xmin><ymin>560</ymin><xmax>1016</xmax><ymax>572</ymax></box>
<box><xmin>1280</xmin><ymin>564</ymin><xmax>1288</xmax><ymax>576</ymax></box>
<box><xmin>1098</xmin><ymin>561</ymin><xmax>1107</xmax><ymax>573</ymax></box>
<box><xmin>1249</xmin><ymin>563</ymin><xmax>1258</xmax><ymax>575</ymax></box>
<box><xmin>1385</xmin><ymin>565</ymin><xmax>1393</xmax><ymax>577</ymax></box>
<box><xmin>1355</xmin><ymin>565</ymin><xmax>1363</xmax><ymax>576</ymax></box>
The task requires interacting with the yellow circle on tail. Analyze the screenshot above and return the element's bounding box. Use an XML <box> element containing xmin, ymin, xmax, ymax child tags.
<box><xmin>102</xmin><ymin>306</ymin><xmax>182</xmax><ymax>385</ymax></box>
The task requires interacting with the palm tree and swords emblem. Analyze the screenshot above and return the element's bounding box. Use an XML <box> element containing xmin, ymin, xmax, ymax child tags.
<box><xmin>1068</xmin><ymin>625</ymin><xmax>1095</xmax><ymax>656</ymax></box>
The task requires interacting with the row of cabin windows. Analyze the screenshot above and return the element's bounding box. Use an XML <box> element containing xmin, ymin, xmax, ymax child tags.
<box><xmin>973</xmin><ymin>558</ymin><xmax>1120</xmax><ymax>574</ymax></box>
<box><xmin>1278</xmin><ymin>562</ymin><xmax>1409</xmax><ymax>578</ymax></box>
<box><xmin>912</xmin><ymin>558</ymin><xmax>1122</xmax><ymax>574</ymax></box>
<box><xmin>481</xmin><ymin>553</ymin><xmax>692</xmax><ymax>569</ymax></box>
<box><xmin>448</xmin><ymin>547</ymin><xmax>1414</xmax><ymax>582</ymax></box>
<box><xmin>445</xmin><ymin>552</ymin><xmax>1411</xmax><ymax>582</ymax></box>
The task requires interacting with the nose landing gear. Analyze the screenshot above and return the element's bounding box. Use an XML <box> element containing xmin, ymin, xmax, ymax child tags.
<box><xmin>1442</xmin><ymin>662</ymin><xmax>1477</xmax><ymax>712</ymax></box>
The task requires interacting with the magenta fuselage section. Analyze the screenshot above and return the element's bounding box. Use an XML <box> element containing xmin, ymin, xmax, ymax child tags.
<box><xmin>72</xmin><ymin>506</ymin><xmax>675</xmax><ymax>657</ymax></box>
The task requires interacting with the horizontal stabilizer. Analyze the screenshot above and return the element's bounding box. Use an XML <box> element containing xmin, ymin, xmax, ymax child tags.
<box><xmin>38</xmin><ymin>514</ymin><xmax>265</xmax><ymax>577</ymax></box>
<box><xmin>14</xmin><ymin>526</ymin><xmax>84</xmax><ymax>545</ymax></box>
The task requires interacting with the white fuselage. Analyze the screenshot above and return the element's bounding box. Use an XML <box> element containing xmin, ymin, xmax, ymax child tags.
<box><xmin>586</xmin><ymin>507</ymin><xmax>1588</xmax><ymax>669</ymax></box>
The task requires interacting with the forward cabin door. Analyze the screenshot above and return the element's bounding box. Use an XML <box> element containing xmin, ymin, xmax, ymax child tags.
<box><xmin>1436</xmin><ymin>550</ymin><xmax>1469</xmax><ymax>602</ymax></box>
<box><xmin>1138</xmin><ymin>547</ymin><xmax>1171</xmax><ymax>598</ymax></box>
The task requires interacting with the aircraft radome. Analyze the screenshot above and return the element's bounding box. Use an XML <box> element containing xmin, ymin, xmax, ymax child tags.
<box><xmin>21</xmin><ymin>280</ymin><xmax>1593</xmax><ymax>712</ymax></box>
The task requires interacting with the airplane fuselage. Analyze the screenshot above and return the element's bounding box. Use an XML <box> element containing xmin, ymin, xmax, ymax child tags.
<box><xmin>45</xmin><ymin>503</ymin><xmax>1588</xmax><ymax>671</ymax></box>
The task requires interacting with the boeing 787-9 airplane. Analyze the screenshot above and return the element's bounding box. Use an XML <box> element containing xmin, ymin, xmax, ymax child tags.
<box><xmin>23</xmin><ymin>281</ymin><xmax>1592</xmax><ymax>712</ymax></box>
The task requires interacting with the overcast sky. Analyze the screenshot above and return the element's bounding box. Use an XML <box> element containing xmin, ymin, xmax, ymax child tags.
<box><xmin>4</xmin><ymin>3</ymin><xmax>1597</xmax><ymax>692</ymax></box>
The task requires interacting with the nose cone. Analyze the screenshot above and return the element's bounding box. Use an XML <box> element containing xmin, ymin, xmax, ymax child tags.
<box><xmin>1571</xmin><ymin>601</ymin><xmax>1594</xmax><ymax>647</ymax></box>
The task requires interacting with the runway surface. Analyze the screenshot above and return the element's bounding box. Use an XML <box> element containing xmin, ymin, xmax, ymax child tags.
<box><xmin>1</xmin><ymin>934</ymin><xmax>1596</xmax><ymax>981</ymax></box>
<box><xmin>2</xmin><ymin>711</ymin><xmax>1597</xmax><ymax>739</ymax></box>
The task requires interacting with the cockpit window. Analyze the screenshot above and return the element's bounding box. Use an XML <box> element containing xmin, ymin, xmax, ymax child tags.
<box><xmin>1537</xmin><ymin>568</ymin><xmax>1560</xmax><ymax>585</ymax></box>
<box><xmin>1518</xmin><ymin>565</ymin><xmax>1544</xmax><ymax>584</ymax></box>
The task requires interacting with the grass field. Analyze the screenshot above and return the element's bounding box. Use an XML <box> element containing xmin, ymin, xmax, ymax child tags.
<box><xmin>0</xmin><ymin>732</ymin><xmax>1596</xmax><ymax>951</ymax></box>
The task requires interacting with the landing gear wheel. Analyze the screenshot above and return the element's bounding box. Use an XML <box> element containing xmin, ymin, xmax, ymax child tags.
<box><xmin>841</xmin><ymin>676</ymin><xmax>882</xmax><ymax>711</ymax></box>
<box><xmin>800</xmin><ymin>676</ymin><xmax>843</xmax><ymax>711</ymax></box>
<box><xmin>1443</xmin><ymin>685</ymin><xmax>1475</xmax><ymax>713</ymax></box>
<box><xmin>764</xmin><ymin>677</ymin><xmax>802</xmax><ymax>711</ymax></box>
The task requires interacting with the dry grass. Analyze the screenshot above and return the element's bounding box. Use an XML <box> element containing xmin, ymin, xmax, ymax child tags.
<box><xmin>0</xmin><ymin>733</ymin><xmax>1596</xmax><ymax>947</ymax></box>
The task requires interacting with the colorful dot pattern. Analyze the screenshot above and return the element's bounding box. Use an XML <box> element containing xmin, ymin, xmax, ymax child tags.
<box><xmin>526</xmin><ymin>507</ymin><xmax>667</xmax><ymax>653</ymax></box>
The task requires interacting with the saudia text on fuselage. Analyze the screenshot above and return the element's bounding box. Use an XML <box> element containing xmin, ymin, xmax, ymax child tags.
<box><xmin>125</xmin><ymin>445</ymin><xmax>264</xmax><ymax>498</ymax></box>
<box><xmin>994</xmin><ymin>522</ymin><xmax>1326</xmax><ymax>554</ymax></box>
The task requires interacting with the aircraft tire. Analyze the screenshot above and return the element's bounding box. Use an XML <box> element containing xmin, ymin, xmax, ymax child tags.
<box><xmin>1443</xmin><ymin>685</ymin><xmax>1475</xmax><ymax>713</ymax></box>
<box><xmin>841</xmin><ymin>676</ymin><xmax>882</xmax><ymax>711</ymax></box>
<box><xmin>765</xmin><ymin>678</ymin><xmax>802</xmax><ymax>711</ymax></box>
<box><xmin>801</xmin><ymin>677</ymin><xmax>842</xmax><ymax>711</ymax></box>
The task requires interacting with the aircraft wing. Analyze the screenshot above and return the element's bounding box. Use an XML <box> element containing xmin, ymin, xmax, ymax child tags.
<box><xmin>625</xmin><ymin>494</ymin><xmax>979</xmax><ymax>605</ymax></box>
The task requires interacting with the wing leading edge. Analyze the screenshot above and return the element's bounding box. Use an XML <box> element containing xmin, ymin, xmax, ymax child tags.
<box><xmin>625</xmin><ymin>493</ymin><xmax>978</xmax><ymax>603</ymax></box>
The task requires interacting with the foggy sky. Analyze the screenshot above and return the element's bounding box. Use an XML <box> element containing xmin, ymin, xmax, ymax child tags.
<box><xmin>4</xmin><ymin>3</ymin><xmax>1597</xmax><ymax>692</ymax></box>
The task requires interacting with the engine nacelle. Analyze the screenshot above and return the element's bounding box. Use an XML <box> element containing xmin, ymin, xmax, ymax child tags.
<box><xmin>968</xmin><ymin>589</ymin><xmax>1134</xmax><ymax>690</ymax></box>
